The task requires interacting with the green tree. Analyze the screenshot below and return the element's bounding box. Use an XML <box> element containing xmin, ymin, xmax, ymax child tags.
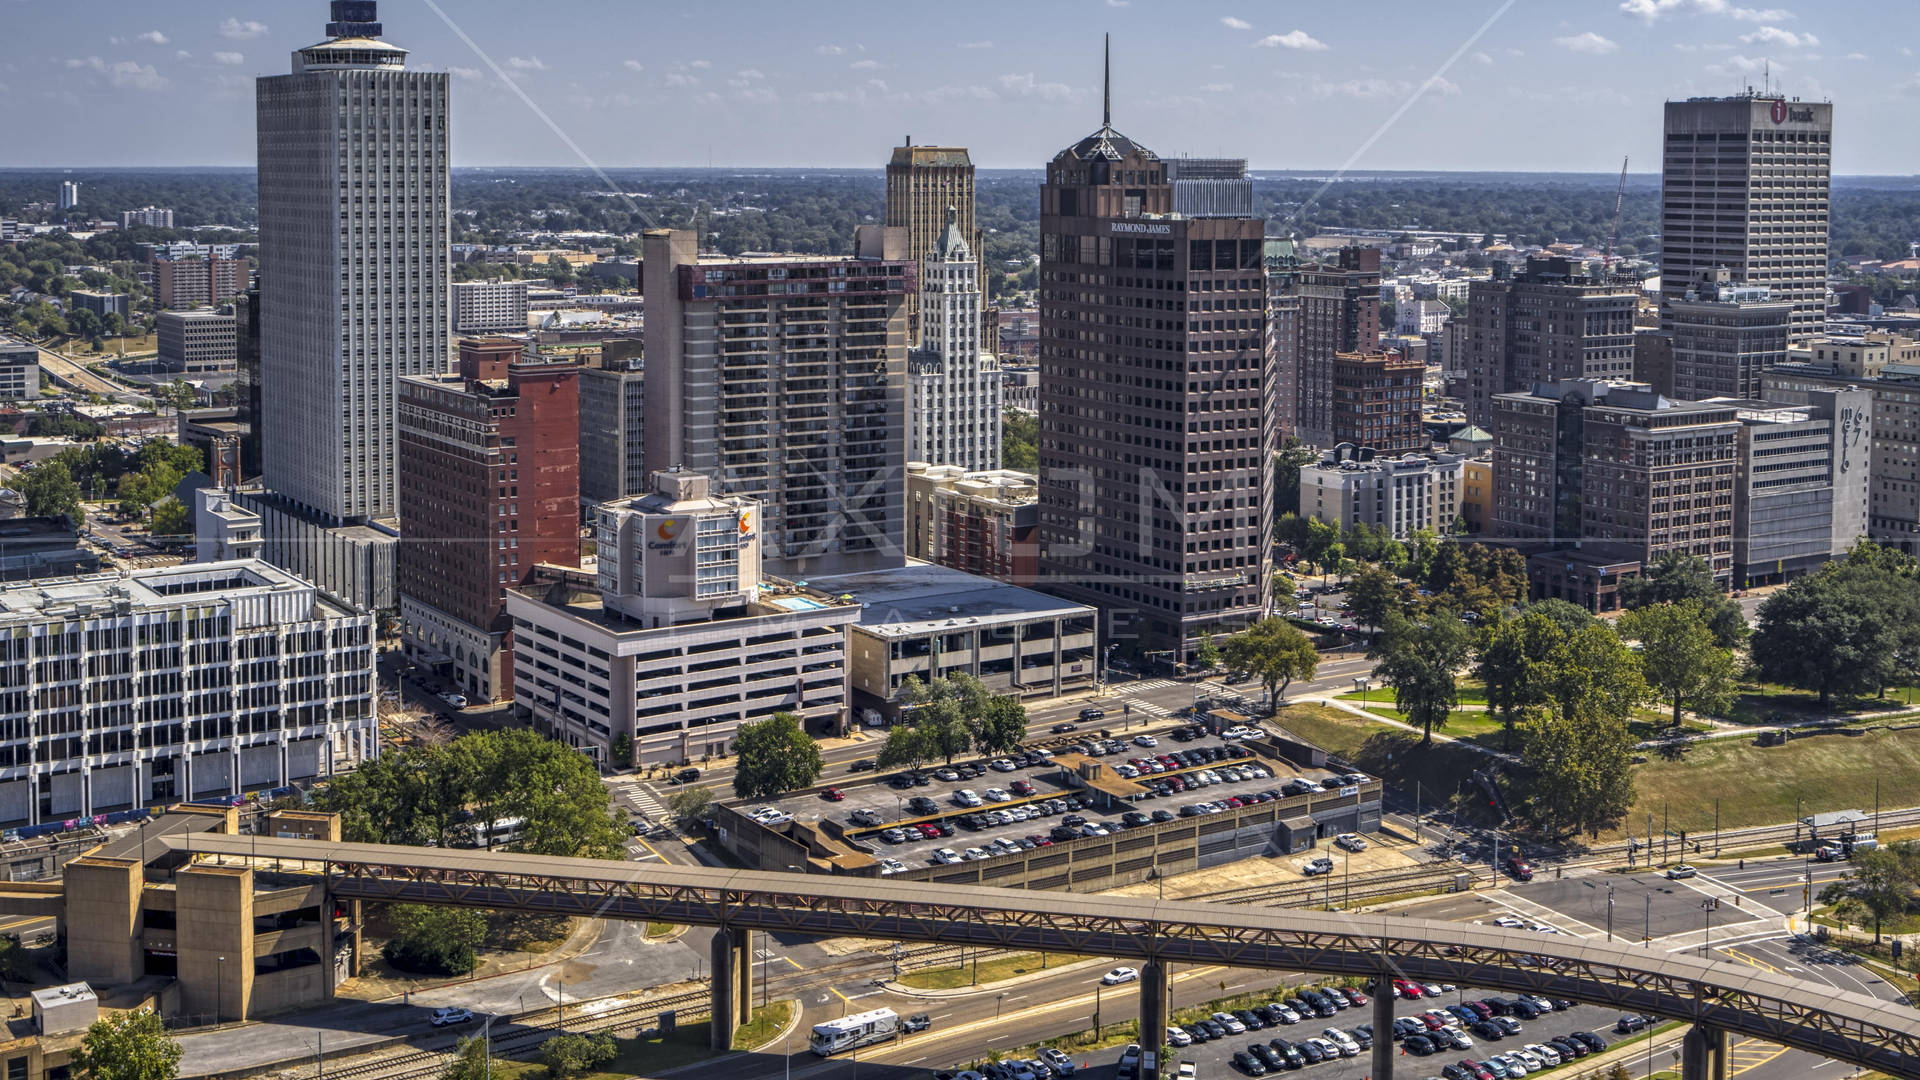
<box><xmin>666</xmin><ymin>785</ymin><xmax>713</xmax><ymax>826</ymax></box>
<box><xmin>610</xmin><ymin>733</ymin><xmax>632</xmax><ymax>769</ymax></box>
<box><xmin>1001</xmin><ymin>409</ymin><xmax>1038</xmax><ymax>471</ymax></box>
<box><xmin>1273</xmin><ymin>437</ymin><xmax>1318</xmax><ymax>516</ymax></box>
<box><xmin>18</xmin><ymin>459</ymin><xmax>84</xmax><ymax>523</ymax></box>
<box><xmin>1221</xmin><ymin>618</ymin><xmax>1320</xmax><ymax>705</ymax></box>
<box><xmin>1474</xmin><ymin>610</ymin><xmax>1563</xmax><ymax>752</ymax></box>
<box><xmin>1818</xmin><ymin>848</ymin><xmax>1914</xmax><ymax>944</ymax></box>
<box><xmin>1370</xmin><ymin>605</ymin><xmax>1474</xmax><ymax>746</ymax></box>
<box><xmin>73</xmin><ymin>1010</ymin><xmax>182</xmax><ymax>1080</ymax></box>
<box><xmin>1618</xmin><ymin>601</ymin><xmax>1738</xmax><ymax>727</ymax></box>
<box><xmin>1750</xmin><ymin>565</ymin><xmax>1901</xmax><ymax>707</ymax></box>
<box><xmin>875</xmin><ymin>722</ymin><xmax>934</xmax><ymax>772</ymax></box>
<box><xmin>157</xmin><ymin>379</ymin><xmax>197</xmax><ymax>412</ymax></box>
<box><xmin>1526</xmin><ymin>598</ymin><xmax>1596</xmax><ymax>636</ymax></box>
<box><xmin>538</xmin><ymin>1033</ymin><xmax>615</xmax><ymax>1080</ymax></box>
<box><xmin>149</xmin><ymin>497</ymin><xmax>191</xmax><ymax>540</ymax></box>
<box><xmin>1318</xmin><ymin>541</ymin><xmax>1348</xmax><ymax>587</ymax></box>
<box><xmin>1192</xmin><ymin>632</ymin><xmax>1221</xmax><ymax>673</ymax></box>
<box><xmin>66</xmin><ymin>307</ymin><xmax>104</xmax><ymax>343</ymax></box>
<box><xmin>731</xmin><ymin>713</ymin><xmax>825</xmax><ymax>800</ymax></box>
<box><xmin>1520</xmin><ymin>624</ymin><xmax>1645</xmax><ymax>837</ymax></box>
<box><xmin>971</xmin><ymin>695</ymin><xmax>1028</xmax><ymax>755</ymax></box>
<box><xmin>382</xmin><ymin>904</ymin><xmax>488</xmax><ymax>975</ymax></box>
<box><xmin>1345</xmin><ymin>563</ymin><xmax>1413</xmax><ymax>632</ymax></box>
<box><xmin>441</xmin><ymin>1036</ymin><xmax>495</xmax><ymax>1080</ymax></box>
<box><xmin>1621</xmin><ymin>551</ymin><xmax>1746</xmax><ymax>648</ymax></box>
<box><xmin>895</xmin><ymin>674</ymin><xmax>987</xmax><ymax>764</ymax></box>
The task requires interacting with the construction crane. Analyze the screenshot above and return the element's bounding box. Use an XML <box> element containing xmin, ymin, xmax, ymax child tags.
<box><xmin>1603</xmin><ymin>155</ymin><xmax>1628</xmax><ymax>271</ymax></box>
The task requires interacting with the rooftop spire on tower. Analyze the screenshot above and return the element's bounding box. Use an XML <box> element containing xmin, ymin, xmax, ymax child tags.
<box><xmin>1103</xmin><ymin>33</ymin><xmax>1111</xmax><ymax>128</ymax></box>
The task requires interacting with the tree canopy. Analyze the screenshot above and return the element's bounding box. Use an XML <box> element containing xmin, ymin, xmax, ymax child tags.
<box><xmin>1370</xmin><ymin>605</ymin><xmax>1474</xmax><ymax>745</ymax></box>
<box><xmin>731</xmin><ymin>712</ymin><xmax>824</xmax><ymax>801</ymax></box>
<box><xmin>1519</xmin><ymin>624</ymin><xmax>1645</xmax><ymax>838</ymax></box>
<box><xmin>1750</xmin><ymin>558</ymin><xmax>1913</xmax><ymax>706</ymax></box>
<box><xmin>73</xmin><ymin>1011</ymin><xmax>182</xmax><ymax>1080</ymax></box>
<box><xmin>1617</xmin><ymin>600</ymin><xmax>1737</xmax><ymax>727</ymax></box>
<box><xmin>1221</xmin><ymin>618</ymin><xmax>1320</xmax><ymax>705</ymax></box>
<box><xmin>1620</xmin><ymin>551</ymin><xmax>1746</xmax><ymax>648</ymax></box>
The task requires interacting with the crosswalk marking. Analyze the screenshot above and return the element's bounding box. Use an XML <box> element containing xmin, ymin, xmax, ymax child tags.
<box><xmin>621</xmin><ymin>782</ymin><xmax>672</xmax><ymax>823</ymax></box>
<box><xmin>1117</xmin><ymin>680</ymin><xmax>1178</xmax><ymax>693</ymax></box>
<box><xmin>1129</xmin><ymin>701</ymin><xmax>1172</xmax><ymax>718</ymax></box>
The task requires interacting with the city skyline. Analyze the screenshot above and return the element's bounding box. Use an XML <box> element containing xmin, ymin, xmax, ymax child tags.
<box><xmin>5</xmin><ymin>1</ymin><xmax>1914</xmax><ymax>173</ymax></box>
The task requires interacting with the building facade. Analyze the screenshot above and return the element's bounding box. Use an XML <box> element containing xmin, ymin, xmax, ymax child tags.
<box><xmin>452</xmin><ymin>279</ymin><xmax>531</xmax><ymax>334</ymax></box>
<box><xmin>577</xmin><ymin>349</ymin><xmax>645</xmax><ymax>505</ymax></box>
<box><xmin>0</xmin><ymin>337</ymin><xmax>40</xmax><ymax>403</ymax></box>
<box><xmin>0</xmin><ymin>560</ymin><xmax>375</xmax><ymax>823</ymax></box>
<box><xmin>1662</xmin><ymin>94</ymin><xmax>1832</xmax><ymax>342</ymax></box>
<box><xmin>156</xmin><ymin>309</ymin><xmax>237</xmax><ymax>374</ymax></box>
<box><xmin>1293</xmin><ymin>247</ymin><xmax>1382</xmax><ymax>446</ymax></box>
<box><xmin>256</xmin><ymin>0</ymin><xmax>450</xmax><ymax>526</ymax></box>
<box><xmin>57</xmin><ymin>182</ymin><xmax>79</xmax><ymax>211</ymax></box>
<box><xmin>397</xmin><ymin>338</ymin><xmax>580</xmax><ymax>703</ymax></box>
<box><xmin>1330</xmin><ymin>350</ymin><xmax>1426</xmax><ymax>454</ymax></box>
<box><xmin>120</xmin><ymin>207</ymin><xmax>174</xmax><ymax>229</ymax></box>
<box><xmin>641</xmin><ymin>227</ymin><xmax>911</xmax><ymax>577</ymax></box>
<box><xmin>508</xmin><ymin>471</ymin><xmax>859</xmax><ymax>764</ymax></box>
<box><xmin>1462</xmin><ymin>257</ymin><xmax>1639</xmax><ymax>429</ymax></box>
<box><xmin>1667</xmin><ymin>272</ymin><xmax>1792</xmax><ymax>401</ymax></box>
<box><xmin>1761</xmin><ymin>362</ymin><xmax>1918</xmax><ymax>550</ymax></box>
<box><xmin>1265</xmin><ymin>238</ymin><xmax>1302</xmax><ymax>442</ymax></box>
<box><xmin>1492</xmin><ymin>379</ymin><xmax>1740</xmax><ymax>579</ymax></box>
<box><xmin>67</xmin><ymin>292</ymin><xmax>129</xmax><ymax>321</ymax></box>
<box><xmin>1035</xmin><ymin>79</ymin><xmax>1274</xmax><ymax>661</ymax></box>
<box><xmin>1299</xmin><ymin>449</ymin><xmax>1464</xmax><ymax>540</ymax></box>
<box><xmin>154</xmin><ymin>251</ymin><xmax>243</xmax><ymax>311</ymax></box>
<box><xmin>908</xmin><ymin>207</ymin><xmax>1002</xmax><ymax>471</ymax></box>
<box><xmin>905</xmin><ymin>464</ymin><xmax>1038</xmax><ymax>584</ymax></box>
<box><xmin>1716</xmin><ymin>390</ymin><xmax>1870</xmax><ymax>586</ymax></box>
<box><xmin>886</xmin><ymin>141</ymin><xmax>982</xmax><ymax>336</ymax></box>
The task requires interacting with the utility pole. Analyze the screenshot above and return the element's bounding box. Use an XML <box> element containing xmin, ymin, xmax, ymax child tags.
<box><xmin>1644</xmin><ymin>894</ymin><xmax>1651</xmax><ymax>947</ymax></box>
<box><xmin>1606</xmin><ymin>883</ymin><xmax>1615</xmax><ymax>943</ymax></box>
<box><xmin>1414</xmin><ymin>780</ymin><xmax>1423</xmax><ymax>843</ymax></box>
<box><xmin>1714</xmin><ymin>799</ymin><xmax>1720</xmax><ymax>858</ymax></box>
<box><xmin>1700</xmin><ymin>897</ymin><xmax>1720</xmax><ymax>958</ymax></box>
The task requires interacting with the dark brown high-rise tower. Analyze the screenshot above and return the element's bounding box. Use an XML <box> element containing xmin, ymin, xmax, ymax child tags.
<box><xmin>1036</xmin><ymin>39</ymin><xmax>1274</xmax><ymax>662</ymax></box>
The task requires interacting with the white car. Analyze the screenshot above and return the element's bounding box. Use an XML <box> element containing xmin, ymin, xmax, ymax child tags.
<box><xmin>1113</xmin><ymin>764</ymin><xmax>1140</xmax><ymax>779</ymax></box>
<box><xmin>989</xmin><ymin>758</ymin><xmax>1019</xmax><ymax>772</ymax></box>
<box><xmin>1166</xmin><ymin>1025</ymin><xmax>1192</xmax><ymax>1047</ymax></box>
<box><xmin>983</xmin><ymin>787</ymin><xmax>1013</xmax><ymax>802</ymax></box>
<box><xmin>1133</xmin><ymin>735</ymin><xmax>1158</xmax><ymax>747</ymax></box>
<box><xmin>1422</xmin><ymin>982</ymin><xmax>1445</xmax><ymax>998</ymax></box>
<box><xmin>440</xmin><ymin>693</ymin><xmax>468</xmax><ymax>710</ymax></box>
<box><xmin>962</xmin><ymin>847</ymin><xmax>991</xmax><ymax>861</ymax></box>
<box><xmin>878</xmin><ymin>858</ymin><xmax>908</xmax><ymax>875</ymax></box>
<box><xmin>1493</xmin><ymin>915</ymin><xmax>1525</xmax><ymax>928</ymax></box>
<box><xmin>1213</xmin><ymin>1011</ymin><xmax>1247</xmax><ymax>1035</ymax></box>
<box><xmin>430</xmin><ymin>1007</ymin><xmax>474</xmax><ymax>1027</ymax></box>
<box><xmin>1524</xmin><ymin>1044</ymin><xmax>1562</xmax><ymax>1067</ymax></box>
<box><xmin>930</xmin><ymin>848</ymin><xmax>964</xmax><ymax>865</ymax></box>
<box><xmin>1495</xmin><ymin>1053</ymin><xmax>1530</xmax><ymax>1076</ymax></box>
<box><xmin>990</xmin><ymin>837</ymin><xmax>1020</xmax><ymax>854</ymax></box>
<box><xmin>1041</xmin><ymin>1047</ymin><xmax>1077</xmax><ymax>1075</ymax></box>
<box><xmin>1079</xmin><ymin>822</ymin><xmax>1111</xmax><ymax>837</ymax></box>
<box><xmin>953</xmin><ymin>789</ymin><xmax>985</xmax><ymax>808</ymax></box>
<box><xmin>1323</xmin><ymin>1028</ymin><xmax>1360</xmax><ymax>1055</ymax></box>
<box><xmin>1511</xmin><ymin>1049</ymin><xmax>1545</xmax><ymax>1071</ymax></box>
<box><xmin>1308</xmin><ymin>1037</ymin><xmax>1346</xmax><ymax>1060</ymax></box>
<box><xmin>1334</xmin><ymin>833</ymin><xmax>1368</xmax><ymax>852</ymax></box>
<box><xmin>1102</xmin><ymin>966</ymin><xmax>1140</xmax><ymax>985</ymax></box>
<box><xmin>1269</xmin><ymin>1002</ymin><xmax>1301</xmax><ymax>1024</ymax></box>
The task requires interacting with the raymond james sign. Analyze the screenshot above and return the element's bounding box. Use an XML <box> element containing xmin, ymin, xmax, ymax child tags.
<box><xmin>1110</xmin><ymin>222</ymin><xmax>1172</xmax><ymax>235</ymax></box>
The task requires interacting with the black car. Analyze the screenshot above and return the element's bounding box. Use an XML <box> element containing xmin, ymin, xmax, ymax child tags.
<box><xmin>1571</xmin><ymin>1031</ymin><xmax>1608</xmax><ymax>1053</ymax></box>
<box><xmin>848</xmin><ymin>758</ymin><xmax>877</xmax><ymax>772</ymax></box>
<box><xmin>1350</xmin><ymin>1025</ymin><xmax>1372</xmax><ymax>1050</ymax></box>
<box><xmin>908</xmin><ymin>796</ymin><xmax>939</xmax><ymax>815</ymax></box>
<box><xmin>1080</xmin><ymin>707</ymin><xmax>1106</xmax><ymax>722</ymax></box>
<box><xmin>1513</xmin><ymin>1000</ymin><xmax>1542</xmax><ymax>1020</ymax></box>
<box><xmin>1050</xmin><ymin>825</ymin><xmax>1079</xmax><ymax>842</ymax></box>
<box><xmin>1051</xmin><ymin>722</ymin><xmax>1078</xmax><ymax>734</ymax></box>
<box><xmin>1122</xmin><ymin>811</ymin><xmax>1152</xmax><ymax>828</ymax></box>
<box><xmin>1231</xmin><ymin>1050</ymin><xmax>1268</xmax><ymax>1075</ymax></box>
<box><xmin>1440</xmin><ymin>1064</ymin><xmax>1472</xmax><ymax>1080</ymax></box>
<box><xmin>1472</xmin><ymin>1021</ymin><xmax>1504</xmax><ymax>1041</ymax></box>
<box><xmin>1252</xmin><ymin>1043</ymin><xmax>1286</xmax><ymax>1070</ymax></box>
<box><xmin>1405</xmin><ymin>1035</ymin><xmax>1437</xmax><ymax>1056</ymax></box>
<box><xmin>1297</xmin><ymin>1040</ymin><xmax>1325</xmax><ymax>1064</ymax></box>
<box><xmin>1151</xmin><ymin>808</ymin><xmax>1177</xmax><ymax>823</ymax></box>
<box><xmin>1482</xmin><ymin>997</ymin><xmax>1515</xmax><ymax>1017</ymax></box>
<box><xmin>889</xmin><ymin>773</ymin><xmax>917</xmax><ymax>789</ymax></box>
<box><xmin>1285</xmin><ymin>996</ymin><xmax>1314</xmax><ymax>1018</ymax></box>
<box><xmin>1614</xmin><ymin>1014</ymin><xmax>1649</xmax><ymax>1034</ymax></box>
<box><xmin>1185</xmin><ymin>1023</ymin><xmax>1211</xmax><ymax>1044</ymax></box>
<box><xmin>675</xmin><ymin>767</ymin><xmax>701</xmax><ymax>783</ymax></box>
<box><xmin>1391</xmin><ymin>1017</ymin><xmax>1421</xmax><ymax>1041</ymax></box>
<box><xmin>1235</xmin><ymin>1008</ymin><xmax>1266</xmax><ymax>1030</ymax></box>
<box><xmin>1201</xmin><ymin>1019</ymin><xmax>1228</xmax><ymax>1039</ymax></box>
<box><xmin>1549</xmin><ymin>1038</ymin><xmax>1586</xmax><ymax>1060</ymax></box>
<box><xmin>1267</xmin><ymin>1039</ymin><xmax>1305</xmax><ymax>1069</ymax></box>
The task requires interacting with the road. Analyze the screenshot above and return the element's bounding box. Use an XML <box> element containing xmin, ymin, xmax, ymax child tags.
<box><xmin>28</xmin><ymin>342</ymin><xmax>149</xmax><ymax>403</ymax></box>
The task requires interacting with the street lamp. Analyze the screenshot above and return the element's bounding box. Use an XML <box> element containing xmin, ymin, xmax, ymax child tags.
<box><xmin>1606</xmin><ymin>883</ymin><xmax>1615</xmax><ymax>943</ymax></box>
<box><xmin>1700</xmin><ymin>897</ymin><xmax>1720</xmax><ymax>959</ymax></box>
<box><xmin>215</xmin><ymin>956</ymin><xmax>226</xmax><ymax>1023</ymax></box>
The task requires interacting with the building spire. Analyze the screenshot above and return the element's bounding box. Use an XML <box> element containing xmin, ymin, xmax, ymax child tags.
<box><xmin>1103</xmin><ymin>33</ymin><xmax>1111</xmax><ymax>128</ymax></box>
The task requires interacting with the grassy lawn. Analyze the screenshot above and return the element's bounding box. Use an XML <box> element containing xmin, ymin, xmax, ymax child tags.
<box><xmin>899</xmin><ymin>952</ymin><xmax>1090</xmax><ymax>990</ymax></box>
<box><xmin>1337</xmin><ymin>680</ymin><xmax>1489</xmax><ymax>706</ymax></box>
<box><xmin>1614</xmin><ymin>723</ymin><xmax>1920</xmax><ymax>842</ymax></box>
<box><xmin>1712</xmin><ymin>679</ymin><xmax>1920</xmax><ymax>725</ymax></box>
<box><xmin>488</xmin><ymin>1001</ymin><xmax>794</xmax><ymax>1079</ymax></box>
<box><xmin>1271</xmin><ymin>704</ymin><xmax>1501</xmax><ymax>816</ymax></box>
<box><xmin>644</xmin><ymin>922</ymin><xmax>679</xmax><ymax>940</ymax></box>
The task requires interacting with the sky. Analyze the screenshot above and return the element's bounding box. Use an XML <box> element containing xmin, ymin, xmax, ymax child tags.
<box><xmin>1</xmin><ymin>0</ymin><xmax>1913</xmax><ymax>174</ymax></box>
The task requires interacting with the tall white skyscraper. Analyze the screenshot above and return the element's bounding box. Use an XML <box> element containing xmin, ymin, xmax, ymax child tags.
<box><xmin>256</xmin><ymin>0</ymin><xmax>449</xmax><ymax>525</ymax></box>
<box><xmin>908</xmin><ymin>207</ymin><xmax>1002</xmax><ymax>471</ymax></box>
<box><xmin>57</xmin><ymin>181</ymin><xmax>80</xmax><ymax>210</ymax></box>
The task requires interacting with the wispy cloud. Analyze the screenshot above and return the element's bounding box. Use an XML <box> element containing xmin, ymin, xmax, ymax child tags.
<box><xmin>1554</xmin><ymin>31</ymin><xmax>1619</xmax><ymax>54</ymax></box>
<box><xmin>690</xmin><ymin>59</ymin><xmax>712</xmax><ymax>69</ymax></box>
<box><xmin>136</xmin><ymin>30</ymin><xmax>169</xmax><ymax>45</ymax></box>
<box><xmin>1740</xmin><ymin>25</ymin><xmax>1817</xmax><ymax>47</ymax></box>
<box><xmin>1704</xmin><ymin>53</ymin><xmax>1777</xmax><ymax>76</ymax></box>
<box><xmin>1471</xmin><ymin>50</ymin><xmax>1493</xmax><ymax>65</ymax></box>
<box><xmin>1199</xmin><ymin>82</ymin><xmax>1235</xmax><ymax>93</ymax></box>
<box><xmin>448</xmin><ymin>66</ymin><xmax>482</xmax><ymax>81</ymax></box>
<box><xmin>850</xmin><ymin>59</ymin><xmax>881</xmax><ymax>70</ymax></box>
<box><xmin>213</xmin><ymin>51</ymin><xmax>245</xmax><ymax>65</ymax></box>
<box><xmin>1106</xmin><ymin>0</ymin><xmax>1130</xmax><ymax>7</ymax></box>
<box><xmin>63</xmin><ymin>56</ymin><xmax>169</xmax><ymax>91</ymax></box>
<box><xmin>998</xmin><ymin>72</ymin><xmax>1081</xmax><ymax>103</ymax></box>
<box><xmin>1221</xmin><ymin>16</ymin><xmax>1252</xmax><ymax>30</ymax></box>
<box><xmin>1255</xmin><ymin>30</ymin><xmax>1329</xmax><ymax>51</ymax></box>
<box><xmin>507</xmin><ymin>56</ymin><xmax>546</xmax><ymax>71</ymax></box>
<box><xmin>1619</xmin><ymin>0</ymin><xmax>1791</xmax><ymax>22</ymax></box>
<box><xmin>815</xmin><ymin>44</ymin><xmax>844</xmax><ymax>56</ymax></box>
<box><xmin>621</xmin><ymin>59</ymin><xmax>644</xmax><ymax>72</ymax></box>
<box><xmin>957</xmin><ymin>41</ymin><xmax>994</xmax><ymax>50</ymax></box>
<box><xmin>218</xmin><ymin>18</ymin><xmax>269</xmax><ymax>40</ymax></box>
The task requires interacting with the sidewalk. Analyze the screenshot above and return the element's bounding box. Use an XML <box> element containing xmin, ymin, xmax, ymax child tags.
<box><xmin>1300</xmin><ymin>696</ymin><xmax>1519</xmax><ymax>763</ymax></box>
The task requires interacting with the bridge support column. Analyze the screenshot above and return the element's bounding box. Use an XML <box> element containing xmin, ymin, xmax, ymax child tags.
<box><xmin>1138</xmin><ymin>961</ymin><xmax>1170</xmax><ymax>1051</ymax></box>
<box><xmin>1371</xmin><ymin>978</ymin><xmax>1396</xmax><ymax>1080</ymax></box>
<box><xmin>709</xmin><ymin>928</ymin><xmax>752</xmax><ymax>1051</ymax></box>
<box><xmin>1681</xmin><ymin>1024</ymin><xmax>1728</xmax><ymax>1080</ymax></box>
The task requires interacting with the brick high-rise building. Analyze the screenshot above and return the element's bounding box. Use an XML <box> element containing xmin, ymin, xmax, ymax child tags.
<box><xmin>1036</xmin><ymin>48</ymin><xmax>1274</xmax><ymax>660</ymax></box>
<box><xmin>1330</xmin><ymin>350</ymin><xmax>1425</xmax><ymax>454</ymax></box>
<box><xmin>1662</xmin><ymin>94</ymin><xmax>1832</xmax><ymax>342</ymax></box>
<box><xmin>1666</xmin><ymin>269</ymin><xmax>1792</xmax><ymax>401</ymax></box>
<box><xmin>1462</xmin><ymin>257</ymin><xmax>1639</xmax><ymax>429</ymax></box>
<box><xmin>641</xmin><ymin>227</ymin><xmax>912</xmax><ymax>577</ymax></box>
<box><xmin>887</xmin><ymin>140</ymin><xmax>982</xmax><ymax>336</ymax></box>
<box><xmin>1293</xmin><ymin>246</ymin><xmax>1381</xmax><ymax>446</ymax></box>
<box><xmin>397</xmin><ymin>338</ymin><xmax>580</xmax><ymax>703</ymax></box>
<box><xmin>153</xmin><ymin>250</ymin><xmax>244</xmax><ymax>310</ymax></box>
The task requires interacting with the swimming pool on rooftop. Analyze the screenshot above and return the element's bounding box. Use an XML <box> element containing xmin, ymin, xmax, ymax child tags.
<box><xmin>770</xmin><ymin>596</ymin><xmax>829</xmax><ymax>612</ymax></box>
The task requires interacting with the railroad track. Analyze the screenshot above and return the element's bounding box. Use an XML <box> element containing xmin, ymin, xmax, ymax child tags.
<box><xmin>1573</xmin><ymin>805</ymin><xmax>1920</xmax><ymax>864</ymax></box>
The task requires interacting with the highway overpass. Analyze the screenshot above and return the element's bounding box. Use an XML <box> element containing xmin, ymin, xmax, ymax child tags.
<box><xmin>171</xmin><ymin>833</ymin><xmax>1920</xmax><ymax>1080</ymax></box>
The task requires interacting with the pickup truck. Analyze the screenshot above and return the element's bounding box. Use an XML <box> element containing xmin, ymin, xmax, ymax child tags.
<box><xmin>1176</xmin><ymin>1062</ymin><xmax>1199</xmax><ymax>1079</ymax></box>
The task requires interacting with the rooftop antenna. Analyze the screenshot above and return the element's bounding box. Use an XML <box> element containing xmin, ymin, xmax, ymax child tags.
<box><xmin>1103</xmin><ymin>33</ymin><xmax>1111</xmax><ymax>128</ymax></box>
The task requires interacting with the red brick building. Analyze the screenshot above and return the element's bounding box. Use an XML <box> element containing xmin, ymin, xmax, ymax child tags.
<box><xmin>1330</xmin><ymin>349</ymin><xmax>1427</xmax><ymax>455</ymax></box>
<box><xmin>397</xmin><ymin>337</ymin><xmax>580</xmax><ymax>703</ymax></box>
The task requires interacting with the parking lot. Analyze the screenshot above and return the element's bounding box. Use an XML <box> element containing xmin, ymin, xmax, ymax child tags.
<box><xmin>956</xmin><ymin>980</ymin><xmax>1641</xmax><ymax>1080</ymax></box>
<box><xmin>738</xmin><ymin>724</ymin><xmax>1363</xmax><ymax>875</ymax></box>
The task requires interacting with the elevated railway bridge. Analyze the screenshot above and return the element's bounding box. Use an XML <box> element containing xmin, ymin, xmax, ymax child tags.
<box><xmin>175</xmin><ymin>834</ymin><xmax>1920</xmax><ymax>1080</ymax></box>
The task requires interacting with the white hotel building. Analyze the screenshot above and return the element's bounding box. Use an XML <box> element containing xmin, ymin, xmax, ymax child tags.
<box><xmin>0</xmin><ymin>560</ymin><xmax>376</xmax><ymax>826</ymax></box>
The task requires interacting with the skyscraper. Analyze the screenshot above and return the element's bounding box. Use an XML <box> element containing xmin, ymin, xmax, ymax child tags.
<box><xmin>641</xmin><ymin>226</ymin><xmax>912</xmax><ymax>577</ymax></box>
<box><xmin>1661</xmin><ymin>94</ymin><xmax>1832</xmax><ymax>342</ymax></box>
<box><xmin>908</xmin><ymin>206</ymin><xmax>1002</xmax><ymax>471</ymax></box>
<box><xmin>1293</xmin><ymin>246</ymin><xmax>1382</xmax><ymax>446</ymax></box>
<box><xmin>256</xmin><ymin>0</ymin><xmax>450</xmax><ymax>526</ymax></box>
<box><xmin>57</xmin><ymin>181</ymin><xmax>79</xmax><ymax>211</ymax></box>
<box><xmin>886</xmin><ymin>141</ymin><xmax>983</xmax><ymax>335</ymax></box>
<box><xmin>1036</xmin><ymin>42</ymin><xmax>1274</xmax><ymax>661</ymax></box>
<box><xmin>1462</xmin><ymin>257</ymin><xmax>1639</xmax><ymax>429</ymax></box>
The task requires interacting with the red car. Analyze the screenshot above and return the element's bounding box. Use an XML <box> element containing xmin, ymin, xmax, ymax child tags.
<box><xmin>1010</xmin><ymin>780</ymin><xmax>1036</xmax><ymax>796</ymax></box>
<box><xmin>1460</xmin><ymin>1061</ymin><xmax>1494</xmax><ymax>1080</ymax></box>
<box><xmin>1395</xmin><ymin>979</ymin><xmax>1424</xmax><ymax>999</ymax></box>
<box><xmin>1419</xmin><ymin>1013</ymin><xmax>1447</xmax><ymax>1031</ymax></box>
<box><xmin>821</xmin><ymin>788</ymin><xmax>845</xmax><ymax>801</ymax></box>
<box><xmin>1346</xmin><ymin>990</ymin><xmax>1369</xmax><ymax>1006</ymax></box>
<box><xmin>915</xmin><ymin>823</ymin><xmax>941</xmax><ymax>839</ymax></box>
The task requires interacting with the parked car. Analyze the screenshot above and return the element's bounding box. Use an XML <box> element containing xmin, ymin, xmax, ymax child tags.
<box><xmin>431</xmin><ymin>1007</ymin><xmax>474</xmax><ymax>1027</ymax></box>
<box><xmin>1504</xmin><ymin>856</ymin><xmax>1534</xmax><ymax>881</ymax></box>
<box><xmin>903</xmin><ymin>1013</ymin><xmax>932</xmax><ymax>1033</ymax></box>
<box><xmin>1301</xmin><ymin>856</ymin><xmax>1335</xmax><ymax>876</ymax></box>
<box><xmin>821</xmin><ymin>787</ymin><xmax>845</xmax><ymax>801</ymax></box>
